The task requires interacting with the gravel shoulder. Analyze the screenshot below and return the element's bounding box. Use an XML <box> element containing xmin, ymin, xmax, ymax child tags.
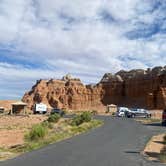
<box><xmin>143</xmin><ymin>134</ymin><xmax>165</xmax><ymax>162</ymax></box>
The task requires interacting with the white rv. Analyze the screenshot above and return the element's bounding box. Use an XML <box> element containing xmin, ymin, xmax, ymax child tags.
<box><xmin>34</xmin><ymin>103</ymin><xmax>47</xmax><ymax>114</ymax></box>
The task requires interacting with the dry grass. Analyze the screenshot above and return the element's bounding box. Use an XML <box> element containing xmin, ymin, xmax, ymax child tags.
<box><xmin>0</xmin><ymin>115</ymin><xmax>103</xmax><ymax>161</ymax></box>
<box><xmin>0</xmin><ymin>115</ymin><xmax>48</xmax><ymax>147</ymax></box>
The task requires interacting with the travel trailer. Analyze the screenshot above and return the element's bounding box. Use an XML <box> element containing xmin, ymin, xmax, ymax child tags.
<box><xmin>34</xmin><ymin>103</ymin><xmax>47</xmax><ymax>114</ymax></box>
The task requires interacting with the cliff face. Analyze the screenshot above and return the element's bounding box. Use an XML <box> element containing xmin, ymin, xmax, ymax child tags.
<box><xmin>101</xmin><ymin>67</ymin><xmax>166</xmax><ymax>109</ymax></box>
<box><xmin>22</xmin><ymin>76</ymin><xmax>104</xmax><ymax>111</ymax></box>
<box><xmin>22</xmin><ymin>66</ymin><xmax>166</xmax><ymax>111</ymax></box>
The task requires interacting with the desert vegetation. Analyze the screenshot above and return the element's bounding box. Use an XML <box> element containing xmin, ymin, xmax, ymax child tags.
<box><xmin>0</xmin><ymin>112</ymin><xmax>103</xmax><ymax>161</ymax></box>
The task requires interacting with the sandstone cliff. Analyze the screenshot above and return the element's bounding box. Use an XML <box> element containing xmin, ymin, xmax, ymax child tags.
<box><xmin>101</xmin><ymin>66</ymin><xmax>166</xmax><ymax>109</ymax></box>
<box><xmin>22</xmin><ymin>66</ymin><xmax>166</xmax><ymax>111</ymax></box>
<box><xmin>22</xmin><ymin>75</ymin><xmax>104</xmax><ymax>111</ymax></box>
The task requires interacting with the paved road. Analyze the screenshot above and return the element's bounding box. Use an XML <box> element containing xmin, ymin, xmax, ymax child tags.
<box><xmin>0</xmin><ymin>116</ymin><xmax>166</xmax><ymax>166</ymax></box>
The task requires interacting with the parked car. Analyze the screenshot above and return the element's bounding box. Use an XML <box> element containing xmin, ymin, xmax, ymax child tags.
<box><xmin>117</xmin><ymin>107</ymin><xmax>130</xmax><ymax>117</ymax></box>
<box><xmin>126</xmin><ymin>108</ymin><xmax>151</xmax><ymax>118</ymax></box>
<box><xmin>51</xmin><ymin>108</ymin><xmax>65</xmax><ymax>116</ymax></box>
<box><xmin>162</xmin><ymin>109</ymin><xmax>166</xmax><ymax>126</ymax></box>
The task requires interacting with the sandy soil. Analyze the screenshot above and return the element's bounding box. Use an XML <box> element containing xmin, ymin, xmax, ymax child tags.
<box><xmin>143</xmin><ymin>134</ymin><xmax>165</xmax><ymax>162</ymax></box>
<box><xmin>0</xmin><ymin>100</ymin><xmax>17</xmax><ymax>112</ymax></box>
<box><xmin>0</xmin><ymin>130</ymin><xmax>24</xmax><ymax>148</ymax></box>
<box><xmin>0</xmin><ymin>115</ymin><xmax>47</xmax><ymax>148</ymax></box>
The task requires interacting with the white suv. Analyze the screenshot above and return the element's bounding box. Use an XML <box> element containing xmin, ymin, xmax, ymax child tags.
<box><xmin>117</xmin><ymin>107</ymin><xmax>130</xmax><ymax>117</ymax></box>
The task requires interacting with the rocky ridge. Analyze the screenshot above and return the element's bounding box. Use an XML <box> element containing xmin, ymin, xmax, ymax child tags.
<box><xmin>22</xmin><ymin>66</ymin><xmax>166</xmax><ymax>111</ymax></box>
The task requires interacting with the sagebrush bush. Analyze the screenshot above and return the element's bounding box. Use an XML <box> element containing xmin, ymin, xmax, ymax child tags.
<box><xmin>112</xmin><ymin>112</ymin><xmax>116</xmax><ymax>116</ymax></box>
<box><xmin>80</xmin><ymin>112</ymin><xmax>92</xmax><ymax>122</ymax></box>
<box><xmin>26</xmin><ymin>124</ymin><xmax>47</xmax><ymax>141</ymax></box>
<box><xmin>71</xmin><ymin>115</ymin><xmax>83</xmax><ymax>126</ymax></box>
<box><xmin>159</xmin><ymin>153</ymin><xmax>166</xmax><ymax>163</ymax></box>
<box><xmin>91</xmin><ymin>110</ymin><xmax>97</xmax><ymax>115</ymax></box>
<box><xmin>47</xmin><ymin>113</ymin><xmax>60</xmax><ymax>123</ymax></box>
<box><xmin>41</xmin><ymin>121</ymin><xmax>53</xmax><ymax>129</ymax></box>
<box><xmin>71</xmin><ymin>112</ymin><xmax>92</xmax><ymax>126</ymax></box>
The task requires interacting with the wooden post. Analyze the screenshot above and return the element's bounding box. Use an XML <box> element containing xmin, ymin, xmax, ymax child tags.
<box><xmin>11</xmin><ymin>105</ymin><xmax>13</xmax><ymax>115</ymax></box>
<box><xmin>24</xmin><ymin>106</ymin><xmax>27</xmax><ymax>115</ymax></box>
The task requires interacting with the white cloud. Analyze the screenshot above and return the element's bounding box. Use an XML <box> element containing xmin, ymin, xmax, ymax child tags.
<box><xmin>0</xmin><ymin>0</ymin><xmax>165</xmax><ymax>99</ymax></box>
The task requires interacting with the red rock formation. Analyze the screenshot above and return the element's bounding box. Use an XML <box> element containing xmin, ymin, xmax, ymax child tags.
<box><xmin>101</xmin><ymin>66</ymin><xmax>166</xmax><ymax>109</ymax></box>
<box><xmin>22</xmin><ymin>76</ymin><xmax>105</xmax><ymax>112</ymax></box>
<box><xmin>22</xmin><ymin>66</ymin><xmax>166</xmax><ymax>111</ymax></box>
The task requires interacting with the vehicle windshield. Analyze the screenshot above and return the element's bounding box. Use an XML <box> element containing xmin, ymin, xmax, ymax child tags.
<box><xmin>131</xmin><ymin>109</ymin><xmax>137</xmax><ymax>111</ymax></box>
<box><xmin>52</xmin><ymin>109</ymin><xmax>60</xmax><ymax>111</ymax></box>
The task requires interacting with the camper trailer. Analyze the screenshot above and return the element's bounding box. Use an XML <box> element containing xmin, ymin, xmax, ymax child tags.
<box><xmin>34</xmin><ymin>103</ymin><xmax>47</xmax><ymax>114</ymax></box>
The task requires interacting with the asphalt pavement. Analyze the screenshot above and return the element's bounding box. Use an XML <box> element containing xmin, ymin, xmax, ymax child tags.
<box><xmin>0</xmin><ymin>116</ymin><xmax>166</xmax><ymax>166</ymax></box>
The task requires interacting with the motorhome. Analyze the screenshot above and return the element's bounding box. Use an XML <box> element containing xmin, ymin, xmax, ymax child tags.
<box><xmin>34</xmin><ymin>103</ymin><xmax>47</xmax><ymax>114</ymax></box>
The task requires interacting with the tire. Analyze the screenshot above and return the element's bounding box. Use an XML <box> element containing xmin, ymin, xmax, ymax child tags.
<box><xmin>131</xmin><ymin>114</ymin><xmax>135</xmax><ymax>118</ymax></box>
<box><xmin>162</xmin><ymin>121</ymin><xmax>166</xmax><ymax>126</ymax></box>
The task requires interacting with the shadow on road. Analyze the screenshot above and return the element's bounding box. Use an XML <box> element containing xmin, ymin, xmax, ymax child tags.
<box><xmin>124</xmin><ymin>151</ymin><xmax>140</xmax><ymax>154</ymax></box>
<box><xmin>144</xmin><ymin>123</ymin><xmax>162</xmax><ymax>127</ymax></box>
<box><xmin>144</xmin><ymin>152</ymin><xmax>160</xmax><ymax>160</ymax></box>
<box><xmin>153</xmin><ymin>141</ymin><xmax>165</xmax><ymax>144</ymax></box>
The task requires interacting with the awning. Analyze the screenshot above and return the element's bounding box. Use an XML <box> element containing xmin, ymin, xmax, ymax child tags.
<box><xmin>12</xmin><ymin>101</ymin><xmax>27</xmax><ymax>106</ymax></box>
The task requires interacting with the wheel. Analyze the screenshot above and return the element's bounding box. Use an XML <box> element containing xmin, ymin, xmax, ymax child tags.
<box><xmin>131</xmin><ymin>114</ymin><xmax>135</xmax><ymax>118</ymax></box>
<box><xmin>162</xmin><ymin>121</ymin><xmax>166</xmax><ymax>126</ymax></box>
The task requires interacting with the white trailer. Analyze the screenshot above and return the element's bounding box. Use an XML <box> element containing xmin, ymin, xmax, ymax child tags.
<box><xmin>34</xmin><ymin>103</ymin><xmax>47</xmax><ymax>114</ymax></box>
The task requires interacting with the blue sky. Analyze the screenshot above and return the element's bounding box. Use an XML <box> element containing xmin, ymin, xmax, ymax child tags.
<box><xmin>0</xmin><ymin>0</ymin><xmax>166</xmax><ymax>99</ymax></box>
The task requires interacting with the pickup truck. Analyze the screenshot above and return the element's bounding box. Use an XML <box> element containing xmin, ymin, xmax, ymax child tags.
<box><xmin>51</xmin><ymin>108</ymin><xmax>65</xmax><ymax>116</ymax></box>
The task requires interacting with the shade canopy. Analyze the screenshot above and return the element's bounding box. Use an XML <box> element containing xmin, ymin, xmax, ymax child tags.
<box><xmin>12</xmin><ymin>101</ymin><xmax>27</xmax><ymax>106</ymax></box>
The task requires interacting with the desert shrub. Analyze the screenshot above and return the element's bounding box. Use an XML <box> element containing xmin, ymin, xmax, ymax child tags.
<box><xmin>41</xmin><ymin>121</ymin><xmax>53</xmax><ymax>129</ymax></box>
<box><xmin>47</xmin><ymin>113</ymin><xmax>60</xmax><ymax>123</ymax></box>
<box><xmin>159</xmin><ymin>153</ymin><xmax>166</xmax><ymax>163</ymax></box>
<box><xmin>91</xmin><ymin>110</ymin><xmax>97</xmax><ymax>115</ymax></box>
<box><xmin>71</xmin><ymin>112</ymin><xmax>92</xmax><ymax>126</ymax></box>
<box><xmin>26</xmin><ymin>124</ymin><xmax>47</xmax><ymax>141</ymax></box>
<box><xmin>71</xmin><ymin>115</ymin><xmax>83</xmax><ymax>126</ymax></box>
<box><xmin>61</xmin><ymin>109</ymin><xmax>67</xmax><ymax>115</ymax></box>
<box><xmin>112</xmin><ymin>112</ymin><xmax>116</xmax><ymax>116</ymax></box>
<box><xmin>80</xmin><ymin>112</ymin><xmax>92</xmax><ymax>122</ymax></box>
